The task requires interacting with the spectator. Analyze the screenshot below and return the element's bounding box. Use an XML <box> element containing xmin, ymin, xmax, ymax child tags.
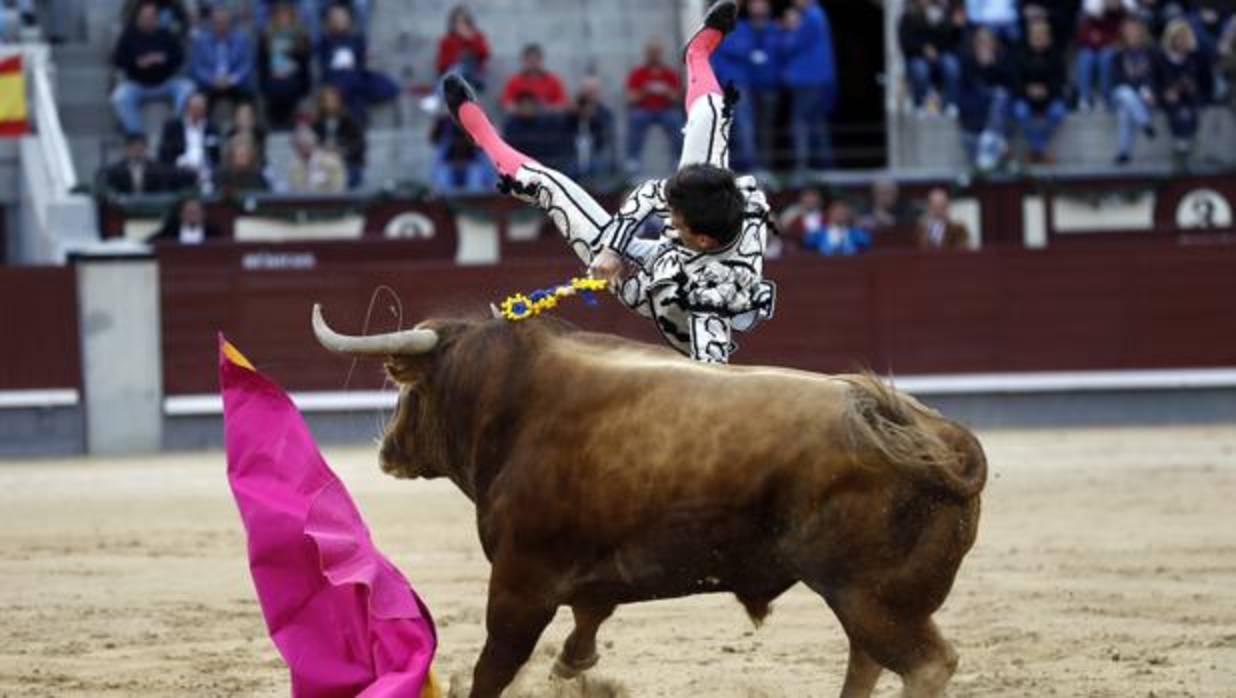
<box><xmin>1024</xmin><ymin>0</ymin><xmax>1084</xmax><ymax>49</ymax></box>
<box><xmin>1076</xmin><ymin>0</ymin><xmax>1129</xmax><ymax>110</ymax></box>
<box><xmin>1013</xmin><ymin>19</ymin><xmax>1068</xmax><ymax>164</ymax></box>
<box><xmin>1156</xmin><ymin>18</ymin><xmax>1213</xmax><ymax>166</ymax></box>
<box><xmin>256</xmin><ymin>0</ymin><xmax>371</xmax><ymax>43</ymax></box>
<box><xmin>158</xmin><ymin>92</ymin><xmax>221</xmax><ymax>182</ymax></box>
<box><xmin>225</xmin><ymin>101</ymin><xmax>267</xmax><ymax>166</ymax></box>
<box><xmin>916</xmin><ymin>187</ymin><xmax>970</xmax><ymax>250</ymax></box>
<box><xmin>110</xmin><ymin>2</ymin><xmax>195</xmax><ymax>136</ymax></box>
<box><xmin>121</xmin><ymin>0</ymin><xmax>191</xmax><ymax>38</ymax></box>
<box><xmin>567</xmin><ymin>75</ymin><xmax>617</xmax><ymax>179</ymax></box>
<box><xmin>958</xmin><ymin>27</ymin><xmax>1014</xmax><ymax>171</ymax></box>
<box><xmin>858</xmin><ymin>178</ymin><xmax>916</xmax><ymax>232</ymax></box>
<box><xmin>1220</xmin><ymin>14</ymin><xmax>1236</xmax><ymax>109</ymax></box>
<box><xmin>503</xmin><ymin>92</ymin><xmax>571</xmax><ymax>172</ymax></box>
<box><xmin>1188</xmin><ymin>0</ymin><xmax>1230</xmax><ymax>67</ymax></box>
<box><xmin>287</xmin><ymin>127</ymin><xmax>347</xmax><ymax>194</ymax></box>
<box><xmin>213</xmin><ymin>136</ymin><xmax>270</xmax><ymax>193</ymax></box>
<box><xmin>779</xmin><ymin>0</ymin><xmax>836</xmax><ymax>171</ymax></box>
<box><xmin>435</xmin><ymin>6</ymin><xmax>490</xmax><ymax>90</ymax></box>
<box><xmin>899</xmin><ymin>0</ymin><xmax>964</xmax><ymax>116</ymax></box>
<box><xmin>257</xmin><ymin>0</ymin><xmax>312</xmax><ymax>130</ymax></box>
<box><xmin>153</xmin><ymin>196</ymin><xmax>221</xmax><ymax>244</ymax></box>
<box><xmin>500</xmin><ymin>44</ymin><xmax>568</xmax><ymax>113</ymax></box>
<box><xmin>713</xmin><ymin>0</ymin><xmax>782</xmax><ymax>170</ymax></box>
<box><xmin>625</xmin><ymin>38</ymin><xmax>683</xmax><ymax>173</ymax></box>
<box><xmin>189</xmin><ymin>6</ymin><xmax>255</xmax><ymax>115</ymax></box>
<box><xmin>1112</xmin><ymin>16</ymin><xmax>1159</xmax><ymax>164</ymax></box>
<box><xmin>311</xmin><ymin>84</ymin><xmax>366</xmax><ymax>189</ymax></box>
<box><xmin>317</xmin><ymin>4</ymin><xmax>397</xmax><ymax>122</ymax></box>
<box><xmin>966</xmin><ymin>0</ymin><xmax>1020</xmax><ymax>43</ymax></box>
<box><xmin>102</xmin><ymin>134</ymin><xmax>189</xmax><ymax>194</ymax></box>
<box><xmin>803</xmin><ymin>199</ymin><xmax>872</xmax><ymax>256</ymax></box>
<box><xmin>429</xmin><ymin>115</ymin><xmax>492</xmax><ymax>195</ymax></box>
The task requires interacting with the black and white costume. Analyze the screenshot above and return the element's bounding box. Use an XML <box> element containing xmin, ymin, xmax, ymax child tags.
<box><xmin>500</xmin><ymin>92</ymin><xmax>776</xmax><ymax>363</ymax></box>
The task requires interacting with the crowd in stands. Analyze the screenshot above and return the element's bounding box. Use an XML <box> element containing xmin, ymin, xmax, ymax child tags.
<box><xmin>900</xmin><ymin>0</ymin><xmax>1236</xmax><ymax>169</ymax></box>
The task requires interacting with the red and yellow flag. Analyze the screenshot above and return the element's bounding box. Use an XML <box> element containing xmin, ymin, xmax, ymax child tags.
<box><xmin>0</xmin><ymin>54</ymin><xmax>28</xmax><ymax>137</ymax></box>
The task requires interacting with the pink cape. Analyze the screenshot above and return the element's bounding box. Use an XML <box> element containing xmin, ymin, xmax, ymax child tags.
<box><xmin>220</xmin><ymin>338</ymin><xmax>440</xmax><ymax>698</ymax></box>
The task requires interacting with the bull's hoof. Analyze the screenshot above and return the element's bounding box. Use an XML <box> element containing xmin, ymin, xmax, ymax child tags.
<box><xmin>552</xmin><ymin>653</ymin><xmax>599</xmax><ymax>679</ymax></box>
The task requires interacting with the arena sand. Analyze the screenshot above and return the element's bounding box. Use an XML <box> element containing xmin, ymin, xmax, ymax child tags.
<box><xmin>1</xmin><ymin>426</ymin><xmax>1234</xmax><ymax>697</ymax></box>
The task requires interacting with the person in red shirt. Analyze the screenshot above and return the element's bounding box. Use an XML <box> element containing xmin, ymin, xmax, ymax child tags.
<box><xmin>500</xmin><ymin>43</ymin><xmax>568</xmax><ymax>113</ymax></box>
<box><xmin>435</xmin><ymin>6</ymin><xmax>490</xmax><ymax>89</ymax></box>
<box><xmin>625</xmin><ymin>38</ymin><xmax>685</xmax><ymax>172</ymax></box>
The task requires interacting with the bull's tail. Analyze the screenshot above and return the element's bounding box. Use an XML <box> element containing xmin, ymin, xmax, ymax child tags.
<box><xmin>837</xmin><ymin>373</ymin><xmax>987</xmax><ymax>501</ymax></box>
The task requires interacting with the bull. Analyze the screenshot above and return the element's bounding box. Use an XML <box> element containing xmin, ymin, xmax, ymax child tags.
<box><xmin>312</xmin><ymin>306</ymin><xmax>987</xmax><ymax>698</ymax></box>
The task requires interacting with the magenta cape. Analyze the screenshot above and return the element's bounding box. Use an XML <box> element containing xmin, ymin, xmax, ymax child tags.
<box><xmin>220</xmin><ymin>338</ymin><xmax>439</xmax><ymax>698</ymax></box>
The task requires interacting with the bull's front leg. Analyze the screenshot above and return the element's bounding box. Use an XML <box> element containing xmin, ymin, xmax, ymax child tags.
<box><xmin>469</xmin><ymin>569</ymin><xmax>556</xmax><ymax>698</ymax></box>
<box><xmin>553</xmin><ymin>604</ymin><xmax>616</xmax><ymax>679</ymax></box>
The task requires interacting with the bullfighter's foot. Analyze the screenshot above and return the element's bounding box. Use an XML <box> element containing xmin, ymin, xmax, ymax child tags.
<box><xmin>683</xmin><ymin>0</ymin><xmax>737</xmax><ymax>62</ymax></box>
<box><xmin>551</xmin><ymin>652</ymin><xmax>599</xmax><ymax>679</ymax></box>
<box><xmin>441</xmin><ymin>72</ymin><xmax>478</xmax><ymax>125</ymax></box>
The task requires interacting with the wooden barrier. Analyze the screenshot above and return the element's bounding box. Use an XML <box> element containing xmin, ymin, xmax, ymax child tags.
<box><xmin>0</xmin><ymin>267</ymin><xmax>80</xmax><ymax>390</ymax></box>
<box><xmin>159</xmin><ymin>244</ymin><xmax>1236</xmax><ymax>395</ymax></box>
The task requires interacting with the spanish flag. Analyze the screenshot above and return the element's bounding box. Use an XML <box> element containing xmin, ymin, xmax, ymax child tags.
<box><xmin>0</xmin><ymin>53</ymin><xmax>27</xmax><ymax>137</ymax></box>
<box><xmin>220</xmin><ymin>336</ymin><xmax>441</xmax><ymax>698</ymax></box>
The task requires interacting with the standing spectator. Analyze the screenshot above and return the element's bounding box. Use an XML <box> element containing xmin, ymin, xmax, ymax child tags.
<box><xmin>713</xmin><ymin>0</ymin><xmax>783</xmax><ymax>170</ymax></box>
<box><xmin>503</xmin><ymin>92</ymin><xmax>571</xmax><ymax>172</ymax></box>
<box><xmin>213</xmin><ymin>136</ymin><xmax>270</xmax><ymax>193</ymax></box>
<box><xmin>959</xmin><ymin>27</ymin><xmax>1014</xmax><ymax>171</ymax></box>
<box><xmin>257</xmin><ymin>0</ymin><xmax>312</xmax><ymax>130</ymax></box>
<box><xmin>318</xmin><ymin>4</ymin><xmax>397</xmax><ymax>122</ymax></box>
<box><xmin>110</xmin><ymin>2</ymin><xmax>195</xmax><ymax>136</ymax></box>
<box><xmin>158</xmin><ymin>92</ymin><xmax>221</xmax><ymax>182</ymax></box>
<box><xmin>1189</xmin><ymin>0</ymin><xmax>1230</xmax><ymax>68</ymax></box>
<box><xmin>1013</xmin><ymin>19</ymin><xmax>1068</xmax><ymax>164</ymax></box>
<box><xmin>916</xmin><ymin>187</ymin><xmax>971</xmax><ymax>250</ymax></box>
<box><xmin>779</xmin><ymin>0</ymin><xmax>836</xmax><ymax>171</ymax></box>
<box><xmin>102</xmin><ymin>134</ymin><xmax>188</xmax><ymax>194</ymax></box>
<box><xmin>1112</xmin><ymin>16</ymin><xmax>1159</xmax><ymax>164</ymax></box>
<box><xmin>499</xmin><ymin>44</ymin><xmax>568</xmax><ymax>113</ymax></box>
<box><xmin>429</xmin><ymin>115</ymin><xmax>492</xmax><ymax>195</ymax></box>
<box><xmin>625</xmin><ymin>38</ymin><xmax>684</xmax><ymax>173</ymax></box>
<box><xmin>153</xmin><ymin>196</ymin><xmax>221</xmax><ymax>244</ymax></box>
<box><xmin>966</xmin><ymin>0</ymin><xmax>1020</xmax><ymax>42</ymax></box>
<box><xmin>1076</xmin><ymin>0</ymin><xmax>1129</xmax><ymax>110</ymax></box>
<box><xmin>567</xmin><ymin>75</ymin><xmax>617</xmax><ymax>179</ymax></box>
<box><xmin>311</xmin><ymin>84</ymin><xmax>366</xmax><ymax>189</ymax></box>
<box><xmin>803</xmin><ymin>199</ymin><xmax>872</xmax><ymax>256</ymax></box>
<box><xmin>1156</xmin><ymin>18</ymin><xmax>1213</xmax><ymax>166</ymax></box>
<box><xmin>858</xmin><ymin>178</ymin><xmax>916</xmax><ymax>232</ymax></box>
<box><xmin>899</xmin><ymin>0</ymin><xmax>964</xmax><ymax>117</ymax></box>
<box><xmin>121</xmin><ymin>0</ymin><xmax>191</xmax><ymax>38</ymax></box>
<box><xmin>287</xmin><ymin>127</ymin><xmax>347</xmax><ymax>194</ymax></box>
<box><xmin>435</xmin><ymin>6</ymin><xmax>490</xmax><ymax>90</ymax></box>
<box><xmin>225</xmin><ymin>101</ymin><xmax>267</xmax><ymax>166</ymax></box>
<box><xmin>189</xmin><ymin>7</ymin><xmax>255</xmax><ymax>115</ymax></box>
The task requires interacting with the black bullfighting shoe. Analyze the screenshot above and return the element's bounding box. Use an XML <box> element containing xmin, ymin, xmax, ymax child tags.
<box><xmin>441</xmin><ymin>72</ymin><xmax>478</xmax><ymax>126</ymax></box>
<box><xmin>684</xmin><ymin>0</ymin><xmax>739</xmax><ymax>59</ymax></box>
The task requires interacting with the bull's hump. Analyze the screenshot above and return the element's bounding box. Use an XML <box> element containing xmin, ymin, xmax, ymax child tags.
<box><xmin>557</xmin><ymin>339</ymin><xmax>844</xmax><ymax>386</ymax></box>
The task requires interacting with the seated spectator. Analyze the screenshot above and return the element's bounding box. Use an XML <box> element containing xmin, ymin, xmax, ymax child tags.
<box><xmin>1076</xmin><ymin>0</ymin><xmax>1129</xmax><ymax>110</ymax></box>
<box><xmin>858</xmin><ymin>178</ymin><xmax>916</xmax><ymax>232</ymax></box>
<box><xmin>965</xmin><ymin>0</ymin><xmax>1020</xmax><ymax>43</ymax></box>
<box><xmin>189</xmin><ymin>7</ymin><xmax>255</xmax><ymax>114</ymax></box>
<box><xmin>1156</xmin><ymin>18</ymin><xmax>1213</xmax><ymax>166</ymax></box>
<box><xmin>500</xmin><ymin>44</ymin><xmax>568</xmax><ymax>113</ymax></box>
<box><xmin>1189</xmin><ymin>0</ymin><xmax>1229</xmax><ymax>68</ymax></box>
<box><xmin>213</xmin><ymin>137</ymin><xmax>270</xmax><ymax>194</ymax></box>
<box><xmin>152</xmin><ymin>196</ymin><xmax>221</xmax><ymax>244</ymax></box>
<box><xmin>780</xmin><ymin>0</ymin><xmax>837</xmax><ymax>171</ymax></box>
<box><xmin>1013</xmin><ymin>19</ymin><xmax>1068</xmax><ymax>164</ymax></box>
<box><xmin>1024</xmin><ymin>0</ymin><xmax>1085</xmax><ymax>50</ymax></box>
<box><xmin>503</xmin><ymin>92</ymin><xmax>571</xmax><ymax>172</ymax></box>
<box><xmin>225</xmin><ymin>101</ymin><xmax>267</xmax><ymax>166</ymax></box>
<box><xmin>287</xmin><ymin>127</ymin><xmax>347</xmax><ymax>194</ymax></box>
<box><xmin>430</xmin><ymin>115</ymin><xmax>492</xmax><ymax>195</ymax></box>
<box><xmin>257</xmin><ymin>0</ymin><xmax>312</xmax><ymax>130</ymax></box>
<box><xmin>713</xmin><ymin>0</ymin><xmax>783</xmax><ymax>170</ymax></box>
<box><xmin>254</xmin><ymin>0</ymin><xmax>371</xmax><ymax>43</ymax></box>
<box><xmin>779</xmin><ymin>187</ymin><xmax>826</xmax><ymax>251</ymax></box>
<box><xmin>916</xmin><ymin>187</ymin><xmax>970</xmax><ymax>250</ymax></box>
<box><xmin>436</xmin><ymin>6</ymin><xmax>490</xmax><ymax>90</ymax></box>
<box><xmin>317</xmin><ymin>4</ymin><xmax>397</xmax><ymax>122</ymax></box>
<box><xmin>121</xmin><ymin>0</ymin><xmax>191</xmax><ymax>39</ymax></box>
<box><xmin>567</xmin><ymin>75</ymin><xmax>617</xmax><ymax>179</ymax></box>
<box><xmin>1112</xmin><ymin>16</ymin><xmax>1159</xmax><ymax>164</ymax></box>
<box><xmin>110</xmin><ymin>2</ymin><xmax>195</xmax><ymax>136</ymax></box>
<box><xmin>625</xmin><ymin>38</ymin><xmax>683</xmax><ymax>173</ymax></box>
<box><xmin>102</xmin><ymin>134</ymin><xmax>191</xmax><ymax>194</ymax></box>
<box><xmin>311</xmin><ymin>84</ymin><xmax>366</xmax><ymax>189</ymax></box>
<box><xmin>158</xmin><ymin>92</ymin><xmax>221</xmax><ymax>183</ymax></box>
<box><xmin>958</xmin><ymin>27</ymin><xmax>1014</xmax><ymax>171</ymax></box>
<box><xmin>803</xmin><ymin>199</ymin><xmax>872</xmax><ymax>256</ymax></box>
<box><xmin>899</xmin><ymin>0</ymin><xmax>964</xmax><ymax>116</ymax></box>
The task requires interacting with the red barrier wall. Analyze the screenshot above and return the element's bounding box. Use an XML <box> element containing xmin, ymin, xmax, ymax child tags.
<box><xmin>0</xmin><ymin>267</ymin><xmax>80</xmax><ymax>390</ymax></box>
<box><xmin>159</xmin><ymin>243</ymin><xmax>1236</xmax><ymax>395</ymax></box>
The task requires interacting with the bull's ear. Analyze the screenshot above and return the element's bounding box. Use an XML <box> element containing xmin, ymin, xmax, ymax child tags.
<box><xmin>384</xmin><ymin>354</ymin><xmax>431</xmax><ymax>384</ymax></box>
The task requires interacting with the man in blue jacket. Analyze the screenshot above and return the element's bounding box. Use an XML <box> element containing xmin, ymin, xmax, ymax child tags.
<box><xmin>779</xmin><ymin>0</ymin><xmax>836</xmax><ymax>172</ymax></box>
<box><xmin>189</xmin><ymin>7</ymin><xmax>255</xmax><ymax>112</ymax></box>
<box><xmin>713</xmin><ymin>0</ymin><xmax>783</xmax><ymax>171</ymax></box>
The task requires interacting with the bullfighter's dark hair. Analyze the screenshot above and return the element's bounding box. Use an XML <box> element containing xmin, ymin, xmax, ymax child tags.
<box><xmin>665</xmin><ymin>164</ymin><xmax>745</xmax><ymax>246</ymax></box>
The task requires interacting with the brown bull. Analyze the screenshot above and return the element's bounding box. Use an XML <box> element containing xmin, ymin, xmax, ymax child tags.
<box><xmin>312</xmin><ymin>307</ymin><xmax>987</xmax><ymax>698</ymax></box>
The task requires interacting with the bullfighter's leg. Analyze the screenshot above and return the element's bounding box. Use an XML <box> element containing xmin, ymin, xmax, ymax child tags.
<box><xmin>469</xmin><ymin>574</ymin><xmax>556</xmax><ymax>698</ymax></box>
<box><xmin>680</xmin><ymin>0</ymin><xmax>737</xmax><ymax>170</ymax></box>
<box><xmin>443</xmin><ymin>73</ymin><xmax>612</xmax><ymax>265</ymax></box>
<box><xmin>552</xmin><ymin>604</ymin><xmax>616</xmax><ymax>679</ymax></box>
<box><xmin>839</xmin><ymin>643</ymin><xmax>883</xmax><ymax>698</ymax></box>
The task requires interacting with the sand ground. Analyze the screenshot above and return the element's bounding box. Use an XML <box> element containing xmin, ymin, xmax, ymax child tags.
<box><xmin>1</xmin><ymin>426</ymin><xmax>1235</xmax><ymax>697</ymax></box>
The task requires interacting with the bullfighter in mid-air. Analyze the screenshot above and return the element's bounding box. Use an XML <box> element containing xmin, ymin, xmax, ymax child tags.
<box><xmin>442</xmin><ymin>0</ymin><xmax>776</xmax><ymax>364</ymax></box>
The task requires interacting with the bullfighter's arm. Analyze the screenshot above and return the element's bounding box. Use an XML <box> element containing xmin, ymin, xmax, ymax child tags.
<box><xmin>599</xmin><ymin>178</ymin><xmax>669</xmax><ymax>263</ymax></box>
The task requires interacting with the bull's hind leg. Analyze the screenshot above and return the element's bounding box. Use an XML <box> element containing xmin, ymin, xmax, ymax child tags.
<box><xmin>553</xmin><ymin>604</ymin><xmax>616</xmax><ymax>679</ymax></box>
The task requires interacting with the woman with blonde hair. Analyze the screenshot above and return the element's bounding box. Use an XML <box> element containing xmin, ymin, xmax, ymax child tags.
<box><xmin>1155</xmin><ymin>18</ymin><xmax>1213</xmax><ymax>166</ymax></box>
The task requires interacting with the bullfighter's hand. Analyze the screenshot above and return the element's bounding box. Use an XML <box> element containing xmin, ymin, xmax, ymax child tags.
<box><xmin>589</xmin><ymin>248</ymin><xmax>626</xmax><ymax>286</ymax></box>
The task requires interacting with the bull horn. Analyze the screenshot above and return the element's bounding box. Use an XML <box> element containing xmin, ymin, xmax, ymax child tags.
<box><xmin>311</xmin><ymin>304</ymin><xmax>439</xmax><ymax>356</ymax></box>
